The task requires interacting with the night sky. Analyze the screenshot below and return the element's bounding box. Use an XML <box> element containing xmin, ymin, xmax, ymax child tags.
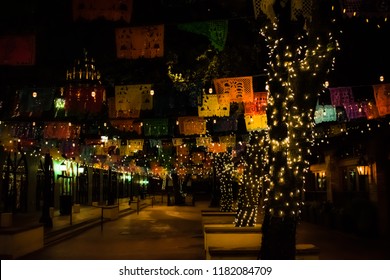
<box><xmin>0</xmin><ymin>0</ymin><xmax>389</xmax><ymax>90</ymax></box>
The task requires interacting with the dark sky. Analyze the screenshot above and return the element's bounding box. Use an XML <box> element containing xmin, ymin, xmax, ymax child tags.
<box><xmin>0</xmin><ymin>0</ymin><xmax>389</xmax><ymax>90</ymax></box>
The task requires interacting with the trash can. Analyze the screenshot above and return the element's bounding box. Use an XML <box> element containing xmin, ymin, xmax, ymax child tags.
<box><xmin>60</xmin><ymin>195</ymin><xmax>72</xmax><ymax>215</ymax></box>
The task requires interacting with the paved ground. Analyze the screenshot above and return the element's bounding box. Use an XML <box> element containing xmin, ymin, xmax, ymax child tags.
<box><xmin>11</xmin><ymin>196</ymin><xmax>390</xmax><ymax>260</ymax></box>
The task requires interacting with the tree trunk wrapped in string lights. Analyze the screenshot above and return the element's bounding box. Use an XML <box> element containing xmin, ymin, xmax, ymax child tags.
<box><xmin>234</xmin><ymin>131</ymin><xmax>268</xmax><ymax>227</ymax></box>
<box><xmin>213</xmin><ymin>152</ymin><xmax>234</xmax><ymax>212</ymax></box>
<box><xmin>258</xmin><ymin>0</ymin><xmax>339</xmax><ymax>259</ymax></box>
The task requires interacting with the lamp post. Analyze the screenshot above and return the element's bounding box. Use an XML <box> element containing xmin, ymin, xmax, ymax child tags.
<box><xmin>357</xmin><ymin>156</ymin><xmax>369</xmax><ymax>176</ymax></box>
<box><xmin>58</xmin><ymin>160</ymin><xmax>73</xmax><ymax>224</ymax></box>
<box><xmin>39</xmin><ymin>153</ymin><xmax>53</xmax><ymax>228</ymax></box>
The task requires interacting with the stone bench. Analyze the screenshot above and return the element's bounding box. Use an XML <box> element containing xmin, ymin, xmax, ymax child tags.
<box><xmin>0</xmin><ymin>223</ymin><xmax>44</xmax><ymax>259</ymax></box>
<box><xmin>207</xmin><ymin>243</ymin><xmax>319</xmax><ymax>260</ymax></box>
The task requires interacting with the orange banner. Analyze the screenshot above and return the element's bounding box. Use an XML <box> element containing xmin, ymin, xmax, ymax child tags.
<box><xmin>178</xmin><ymin>116</ymin><xmax>206</xmax><ymax>135</ymax></box>
<box><xmin>214</xmin><ymin>76</ymin><xmax>254</xmax><ymax>103</ymax></box>
<box><xmin>244</xmin><ymin>91</ymin><xmax>267</xmax><ymax>116</ymax></box>
<box><xmin>116</xmin><ymin>25</ymin><xmax>164</xmax><ymax>59</ymax></box>
<box><xmin>373</xmin><ymin>84</ymin><xmax>390</xmax><ymax>116</ymax></box>
<box><xmin>208</xmin><ymin>142</ymin><xmax>227</xmax><ymax>153</ymax></box>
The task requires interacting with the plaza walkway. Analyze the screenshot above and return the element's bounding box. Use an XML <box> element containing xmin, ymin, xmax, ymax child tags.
<box><xmin>3</xmin><ymin>195</ymin><xmax>390</xmax><ymax>260</ymax></box>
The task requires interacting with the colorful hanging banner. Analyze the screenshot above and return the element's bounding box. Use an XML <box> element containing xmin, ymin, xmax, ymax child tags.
<box><xmin>116</xmin><ymin>25</ymin><xmax>164</xmax><ymax>59</ymax></box>
<box><xmin>177</xmin><ymin>20</ymin><xmax>228</xmax><ymax>52</ymax></box>
<box><xmin>196</xmin><ymin>136</ymin><xmax>212</xmax><ymax>147</ymax></box>
<box><xmin>115</xmin><ymin>85</ymin><xmax>145</xmax><ymax>118</ymax></box>
<box><xmin>314</xmin><ymin>104</ymin><xmax>337</xmax><ymax>124</ymax></box>
<box><xmin>244</xmin><ymin>114</ymin><xmax>268</xmax><ymax>131</ymax></box>
<box><xmin>176</xmin><ymin>145</ymin><xmax>190</xmax><ymax>156</ymax></box>
<box><xmin>143</xmin><ymin>118</ymin><xmax>169</xmax><ymax>137</ymax></box>
<box><xmin>172</xmin><ymin>138</ymin><xmax>184</xmax><ymax>146</ymax></box>
<box><xmin>64</xmin><ymin>85</ymin><xmax>105</xmax><ymax>117</ymax></box>
<box><xmin>198</xmin><ymin>93</ymin><xmax>230</xmax><ymax>117</ymax></box>
<box><xmin>8</xmin><ymin>122</ymin><xmax>42</xmax><ymax>140</ymax></box>
<box><xmin>329</xmin><ymin>87</ymin><xmax>354</xmax><ymax>107</ymax></box>
<box><xmin>219</xmin><ymin>135</ymin><xmax>236</xmax><ymax>148</ymax></box>
<box><xmin>365</xmin><ymin>101</ymin><xmax>380</xmax><ymax>119</ymax></box>
<box><xmin>191</xmin><ymin>151</ymin><xmax>205</xmax><ymax>165</ymax></box>
<box><xmin>43</xmin><ymin>122</ymin><xmax>80</xmax><ymax>140</ymax></box>
<box><xmin>328</xmin><ymin>87</ymin><xmax>366</xmax><ymax>120</ymax></box>
<box><xmin>12</xmin><ymin>87</ymin><xmax>55</xmax><ymax>118</ymax></box>
<box><xmin>72</xmin><ymin>0</ymin><xmax>133</xmax><ymax>22</ymax></box>
<box><xmin>373</xmin><ymin>83</ymin><xmax>390</xmax><ymax>116</ymax></box>
<box><xmin>140</xmin><ymin>84</ymin><xmax>153</xmax><ymax>110</ymax></box>
<box><xmin>178</xmin><ymin>116</ymin><xmax>206</xmax><ymax>135</ymax></box>
<box><xmin>0</xmin><ymin>34</ymin><xmax>35</xmax><ymax>65</ymax></box>
<box><xmin>244</xmin><ymin>91</ymin><xmax>267</xmax><ymax>116</ymax></box>
<box><xmin>343</xmin><ymin>102</ymin><xmax>368</xmax><ymax>120</ymax></box>
<box><xmin>291</xmin><ymin>0</ymin><xmax>313</xmax><ymax>21</ymax></box>
<box><xmin>214</xmin><ymin>76</ymin><xmax>254</xmax><ymax>103</ymax></box>
<box><xmin>207</xmin><ymin>142</ymin><xmax>227</xmax><ymax>153</ymax></box>
<box><xmin>127</xmin><ymin>139</ymin><xmax>144</xmax><ymax>152</ymax></box>
<box><xmin>109</xmin><ymin>119</ymin><xmax>142</xmax><ymax>134</ymax></box>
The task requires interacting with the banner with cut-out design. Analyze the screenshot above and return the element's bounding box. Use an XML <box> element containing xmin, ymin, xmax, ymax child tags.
<box><xmin>177</xmin><ymin>20</ymin><xmax>228</xmax><ymax>51</ymax></box>
<box><xmin>198</xmin><ymin>93</ymin><xmax>230</xmax><ymax>117</ymax></box>
<box><xmin>65</xmin><ymin>85</ymin><xmax>105</xmax><ymax>117</ymax></box>
<box><xmin>172</xmin><ymin>138</ymin><xmax>183</xmax><ymax>146</ymax></box>
<box><xmin>178</xmin><ymin>116</ymin><xmax>206</xmax><ymax>135</ymax></box>
<box><xmin>244</xmin><ymin>91</ymin><xmax>267</xmax><ymax>116</ymax></box>
<box><xmin>143</xmin><ymin>118</ymin><xmax>169</xmax><ymax>137</ymax></box>
<box><xmin>219</xmin><ymin>135</ymin><xmax>236</xmax><ymax>148</ymax></box>
<box><xmin>214</xmin><ymin>76</ymin><xmax>254</xmax><ymax>103</ymax></box>
<box><xmin>373</xmin><ymin>84</ymin><xmax>390</xmax><ymax>116</ymax></box>
<box><xmin>43</xmin><ymin>122</ymin><xmax>80</xmax><ymax>140</ymax></box>
<box><xmin>127</xmin><ymin>139</ymin><xmax>144</xmax><ymax>153</ymax></box>
<box><xmin>116</xmin><ymin>25</ymin><xmax>164</xmax><ymax>59</ymax></box>
<box><xmin>109</xmin><ymin>119</ymin><xmax>142</xmax><ymax>135</ymax></box>
<box><xmin>329</xmin><ymin>87</ymin><xmax>367</xmax><ymax>120</ymax></box>
<box><xmin>245</xmin><ymin>114</ymin><xmax>268</xmax><ymax>131</ymax></box>
<box><xmin>196</xmin><ymin>136</ymin><xmax>212</xmax><ymax>147</ymax></box>
<box><xmin>12</xmin><ymin>87</ymin><xmax>55</xmax><ymax>118</ymax></box>
<box><xmin>72</xmin><ymin>0</ymin><xmax>133</xmax><ymax>22</ymax></box>
<box><xmin>115</xmin><ymin>85</ymin><xmax>147</xmax><ymax>118</ymax></box>
<box><xmin>314</xmin><ymin>104</ymin><xmax>337</xmax><ymax>124</ymax></box>
<box><xmin>208</xmin><ymin>142</ymin><xmax>227</xmax><ymax>153</ymax></box>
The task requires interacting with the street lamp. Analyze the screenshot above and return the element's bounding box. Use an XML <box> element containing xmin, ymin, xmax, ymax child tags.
<box><xmin>357</xmin><ymin>156</ymin><xmax>369</xmax><ymax>176</ymax></box>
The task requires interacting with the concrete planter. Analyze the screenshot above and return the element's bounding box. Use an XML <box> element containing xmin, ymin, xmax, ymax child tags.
<box><xmin>0</xmin><ymin>213</ymin><xmax>13</xmax><ymax>227</ymax></box>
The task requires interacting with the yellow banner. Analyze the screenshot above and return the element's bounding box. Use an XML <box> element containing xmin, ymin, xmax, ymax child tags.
<box><xmin>245</xmin><ymin>114</ymin><xmax>268</xmax><ymax>131</ymax></box>
<box><xmin>198</xmin><ymin>93</ymin><xmax>230</xmax><ymax>117</ymax></box>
